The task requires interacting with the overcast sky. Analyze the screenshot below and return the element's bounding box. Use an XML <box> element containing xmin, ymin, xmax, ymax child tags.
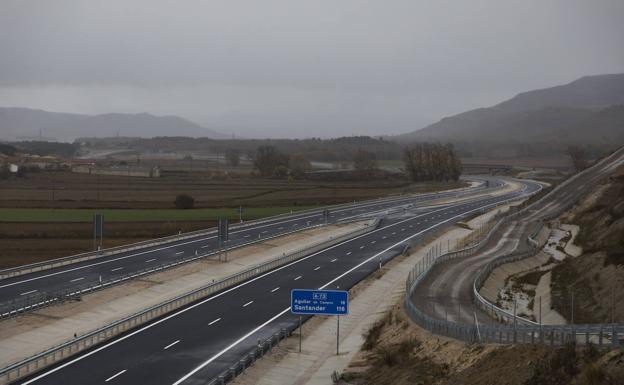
<box><xmin>1</xmin><ymin>0</ymin><xmax>623</xmax><ymax>138</ymax></box>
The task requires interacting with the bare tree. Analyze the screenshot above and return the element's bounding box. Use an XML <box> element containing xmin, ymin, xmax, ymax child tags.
<box><xmin>566</xmin><ymin>145</ymin><xmax>588</xmax><ymax>172</ymax></box>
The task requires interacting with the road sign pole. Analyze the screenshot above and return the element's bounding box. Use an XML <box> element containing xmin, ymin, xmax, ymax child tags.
<box><xmin>299</xmin><ymin>315</ymin><xmax>302</xmax><ymax>353</ymax></box>
<box><xmin>336</xmin><ymin>315</ymin><xmax>340</xmax><ymax>355</ymax></box>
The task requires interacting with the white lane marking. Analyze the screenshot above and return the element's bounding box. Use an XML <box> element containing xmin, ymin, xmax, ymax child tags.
<box><xmin>292</xmin><ymin>223</ymin><xmax>299</xmax><ymax>226</ymax></box>
<box><xmin>19</xmin><ymin>196</ymin><xmax>526</xmax><ymax>385</ymax></box>
<box><xmin>175</xmin><ymin>251</ymin><xmax>184</xmax><ymax>255</ymax></box>
<box><xmin>208</xmin><ymin>318</ymin><xmax>221</xmax><ymax>326</ymax></box>
<box><xmin>330</xmin><ymin>258</ymin><xmax>337</xmax><ymax>263</ymax></box>
<box><xmin>382</xmin><ymin>236</ymin><xmax>387</xmax><ymax>239</ymax></box>
<box><xmin>171</xmin><ymin>196</ymin><xmax>518</xmax><ymax>385</ymax></box>
<box><xmin>391</xmin><ymin>232</ymin><xmax>396</xmax><ymax>235</ymax></box>
<box><xmin>243</xmin><ymin>301</ymin><xmax>254</xmax><ymax>307</ymax></box>
<box><xmin>145</xmin><ymin>258</ymin><xmax>156</xmax><ymax>263</ymax></box>
<box><xmin>278</xmin><ymin>227</ymin><xmax>284</xmax><ymax>230</ymax></box>
<box><xmin>244</xmin><ymin>234</ymin><xmax>250</xmax><ymax>238</ymax></box>
<box><xmin>70</xmin><ymin>277</ymin><xmax>84</xmax><ymax>282</ymax></box>
<box><xmin>105</xmin><ymin>369</ymin><xmax>126</xmax><ymax>382</ymax></box>
<box><xmin>111</xmin><ymin>267</ymin><xmax>123</xmax><ymax>272</ymax></box>
<box><xmin>163</xmin><ymin>340</ymin><xmax>180</xmax><ymax>350</ymax></box>
<box><xmin>201</xmin><ymin>245</ymin><xmax>209</xmax><ymax>249</ymax></box>
<box><xmin>346</xmin><ymin>251</ymin><xmax>352</xmax><ymax>255</ymax></box>
<box><xmin>262</xmin><ymin>230</ymin><xmax>268</xmax><ymax>234</ymax></box>
<box><xmin>370</xmin><ymin>241</ymin><xmax>376</xmax><ymax>244</ymax></box>
<box><xmin>270</xmin><ymin>287</ymin><xmax>280</xmax><ymax>293</ymax></box>
<box><xmin>294</xmin><ymin>275</ymin><xmax>302</xmax><ymax>281</ymax></box>
<box><xmin>359</xmin><ymin>246</ymin><xmax>365</xmax><ymax>249</ymax></box>
<box><xmin>314</xmin><ymin>266</ymin><xmax>321</xmax><ymax>271</ymax></box>
<box><xmin>20</xmin><ymin>290</ymin><xmax>37</xmax><ymax>296</ymax></box>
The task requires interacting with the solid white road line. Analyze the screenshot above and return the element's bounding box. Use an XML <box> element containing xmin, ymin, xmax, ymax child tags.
<box><xmin>175</xmin><ymin>251</ymin><xmax>184</xmax><ymax>255</ymax></box>
<box><xmin>330</xmin><ymin>258</ymin><xmax>337</xmax><ymax>263</ymax></box>
<box><xmin>346</xmin><ymin>252</ymin><xmax>352</xmax><ymax>255</ymax></box>
<box><xmin>111</xmin><ymin>267</ymin><xmax>123</xmax><ymax>272</ymax></box>
<box><xmin>270</xmin><ymin>287</ymin><xmax>280</xmax><ymax>293</ymax></box>
<box><xmin>359</xmin><ymin>246</ymin><xmax>365</xmax><ymax>249</ymax></box>
<box><xmin>163</xmin><ymin>340</ymin><xmax>180</xmax><ymax>350</ymax></box>
<box><xmin>294</xmin><ymin>276</ymin><xmax>302</xmax><ymax>281</ymax></box>
<box><xmin>20</xmin><ymin>290</ymin><xmax>37</xmax><ymax>296</ymax></box>
<box><xmin>70</xmin><ymin>277</ymin><xmax>84</xmax><ymax>282</ymax></box>
<box><xmin>208</xmin><ymin>318</ymin><xmax>221</xmax><ymax>326</ymax></box>
<box><xmin>105</xmin><ymin>369</ymin><xmax>126</xmax><ymax>382</ymax></box>
<box><xmin>145</xmin><ymin>259</ymin><xmax>156</xmax><ymax>263</ymax></box>
<box><xmin>201</xmin><ymin>245</ymin><xmax>209</xmax><ymax>248</ymax></box>
<box><xmin>314</xmin><ymin>266</ymin><xmax>321</xmax><ymax>271</ymax></box>
<box><xmin>243</xmin><ymin>301</ymin><xmax>254</xmax><ymax>307</ymax></box>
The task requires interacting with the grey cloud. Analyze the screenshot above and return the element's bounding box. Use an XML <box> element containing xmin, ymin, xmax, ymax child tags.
<box><xmin>0</xmin><ymin>0</ymin><xmax>623</xmax><ymax>138</ymax></box>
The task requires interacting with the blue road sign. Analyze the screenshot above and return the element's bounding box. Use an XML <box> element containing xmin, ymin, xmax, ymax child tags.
<box><xmin>291</xmin><ymin>289</ymin><xmax>348</xmax><ymax>316</ymax></box>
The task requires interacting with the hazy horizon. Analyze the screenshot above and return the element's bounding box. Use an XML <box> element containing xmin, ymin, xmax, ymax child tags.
<box><xmin>1</xmin><ymin>0</ymin><xmax>624</xmax><ymax>139</ymax></box>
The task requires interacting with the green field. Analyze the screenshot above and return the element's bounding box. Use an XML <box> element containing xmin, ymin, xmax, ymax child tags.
<box><xmin>0</xmin><ymin>206</ymin><xmax>316</xmax><ymax>222</ymax></box>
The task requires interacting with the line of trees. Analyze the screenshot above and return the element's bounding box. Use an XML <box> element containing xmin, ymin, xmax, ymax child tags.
<box><xmin>253</xmin><ymin>145</ymin><xmax>311</xmax><ymax>178</ymax></box>
<box><xmin>403</xmin><ymin>143</ymin><xmax>462</xmax><ymax>182</ymax></box>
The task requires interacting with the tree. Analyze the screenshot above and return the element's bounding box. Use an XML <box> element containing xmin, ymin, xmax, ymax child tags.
<box><xmin>403</xmin><ymin>142</ymin><xmax>461</xmax><ymax>182</ymax></box>
<box><xmin>353</xmin><ymin>148</ymin><xmax>377</xmax><ymax>172</ymax></box>
<box><xmin>288</xmin><ymin>153</ymin><xmax>311</xmax><ymax>178</ymax></box>
<box><xmin>174</xmin><ymin>194</ymin><xmax>195</xmax><ymax>209</ymax></box>
<box><xmin>225</xmin><ymin>148</ymin><xmax>240</xmax><ymax>167</ymax></box>
<box><xmin>566</xmin><ymin>145</ymin><xmax>588</xmax><ymax>172</ymax></box>
<box><xmin>253</xmin><ymin>145</ymin><xmax>288</xmax><ymax>177</ymax></box>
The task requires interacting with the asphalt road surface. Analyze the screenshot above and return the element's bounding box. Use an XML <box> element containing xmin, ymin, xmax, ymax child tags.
<box><xmin>14</xmin><ymin>178</ymin><xmax>540</xmax><ymax>385</ymax></box>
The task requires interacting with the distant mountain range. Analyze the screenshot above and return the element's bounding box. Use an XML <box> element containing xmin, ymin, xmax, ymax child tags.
<box><xmin>0</xmin><ymin>108</ymin><xmax>226</xmax><ymax>142</ymax></box>
<box><xmin>395</xmin><ymin>73</ymin><xmax>624</xmax><ymax>147</ymax></box>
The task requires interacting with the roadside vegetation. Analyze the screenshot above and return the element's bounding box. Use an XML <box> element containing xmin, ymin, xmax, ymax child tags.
<box><xmin>339</xmin><ymin>303</ymin><xmax>624</xmax><ymax>385</ymax></box>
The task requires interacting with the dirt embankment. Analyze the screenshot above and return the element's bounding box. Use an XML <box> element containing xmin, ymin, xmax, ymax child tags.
<box><xmin>551</xmin><ymin>167</ymin><xmax>624</xmax><ymax>324</ymax></box>
<box><xmin>340</xmin><ymin>302</ymin><xmax>624</xmax><ymax>385</ymax></box>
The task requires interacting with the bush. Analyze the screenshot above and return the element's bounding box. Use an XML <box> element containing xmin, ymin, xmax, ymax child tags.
<box><xmin>174</xmin><ymin>194</ymin><xmax>195</xmax><ymax>209</ymax></box>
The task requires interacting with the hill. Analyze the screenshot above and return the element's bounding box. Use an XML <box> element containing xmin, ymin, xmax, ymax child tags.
<box><xmin>396</xmin><ymin>73</ymin><xmax>624</xmax><ymax>150</ymax></box>
<box><xmin>0</xmin><ymin>107</ymin><xmax>226</xmax><ymax>142</ymax></box>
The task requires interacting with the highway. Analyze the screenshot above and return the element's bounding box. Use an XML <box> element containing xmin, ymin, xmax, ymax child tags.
<box><xmin>0</xmin><ymin>180</ymin><xmax>498</xmax><ymax>308</ymax></box>
<box><xmin>13</xmin><ymin>178</ymin><xmax>540</xmax><ymax>385</ymax></box>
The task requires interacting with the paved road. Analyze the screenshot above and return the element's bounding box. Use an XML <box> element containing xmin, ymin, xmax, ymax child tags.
<box><xmin>411</xmin><ymin>146</ymin><xmax>624</xmax><ymax>326</ymax></box>
<box><xmin>13</xmin><ymin>178</ymin><xmax>538</xmax><ymax>385</ymax></box>
<box><xmin>0</xmin><ymin>180</ymin><xmax>500</xmax><ymax>308</ymax></box>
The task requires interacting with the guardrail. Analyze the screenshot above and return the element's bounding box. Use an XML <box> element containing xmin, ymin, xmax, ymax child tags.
<box><xmin>0</xmin><ymin>219</ymin><xmax>379</xmax><ymax>385</ymax></box>
<box><xmin>0</xmin><ymin>181</ymin><xmax>488</xmax><ymax>281</ymax></box>
<box><xmin>405</xmin><ymin>214</ymin><xmax>624</xmax><ymax>346</ymax></box>
<box><xmin>0</xmin><ymin>219</ymin><xmax>335</xmax><ymax>319</ymax></box>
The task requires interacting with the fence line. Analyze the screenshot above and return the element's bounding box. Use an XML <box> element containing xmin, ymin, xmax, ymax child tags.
<box><xmin>403</xmin><ymin>186</ymin><xmax>624</xmax><ymax>347</ymax></box>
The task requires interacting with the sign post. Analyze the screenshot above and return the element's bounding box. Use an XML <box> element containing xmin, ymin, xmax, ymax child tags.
<box><xmin>218</xmin><ymin>218</ymin><xmax>229</xmax><ymax>261</ymax></box>
<box><xmin>93</xmin><ymin>213</ymin><xmax>104</xmax><ymax>251</ymax></box>
<box><xmin>291</xmin><ymin>289</ymin><xmax>349</xmax><ymax>355</ymax></box>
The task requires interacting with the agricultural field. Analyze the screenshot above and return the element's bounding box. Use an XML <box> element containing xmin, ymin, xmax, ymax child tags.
<box><xmin>0</xmin><ymin>169</ymin><xmax>465</xmax><ymax>268</ymax></box>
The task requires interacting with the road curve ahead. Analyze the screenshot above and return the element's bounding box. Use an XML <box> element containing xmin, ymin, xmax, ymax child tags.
<box><xmin>13</xmin><ymin>178</ymin><xmax>541</xmax><ymax>385</ymax></box>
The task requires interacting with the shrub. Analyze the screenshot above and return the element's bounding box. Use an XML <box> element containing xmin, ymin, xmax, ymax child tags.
<box><xmin>174</xmin><ymin>194</ymin><xmax>195</xmax><ymax>209</ymax></box>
